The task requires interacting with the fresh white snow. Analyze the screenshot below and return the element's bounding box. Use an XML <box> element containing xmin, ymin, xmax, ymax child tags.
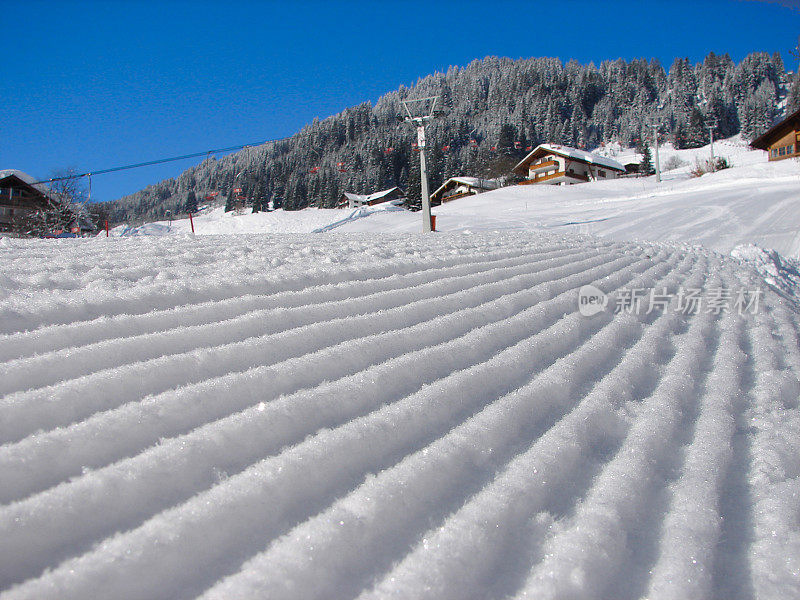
<box><xmin>1</xmin><ymin>139</ymin><xmax>799</xmax><ymax>599</ymax></box>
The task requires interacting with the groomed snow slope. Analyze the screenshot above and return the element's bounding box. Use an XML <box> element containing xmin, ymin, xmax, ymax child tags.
<box><xmin>1</xmin><ymin>231</ymin><xmax>799</xmax><ymax>600</ymax></box>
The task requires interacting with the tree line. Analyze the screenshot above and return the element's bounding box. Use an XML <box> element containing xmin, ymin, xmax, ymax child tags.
<box><xmin>99</xmin><ymin>51</ymin><xmax>793</xmax><ymax>223</ymax></box>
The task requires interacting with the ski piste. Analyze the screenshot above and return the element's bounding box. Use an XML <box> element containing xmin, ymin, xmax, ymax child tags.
<box><xmin>1</xmin><ymin>228</ymin><xmax>798</xmax><ymax>599</ymax></box>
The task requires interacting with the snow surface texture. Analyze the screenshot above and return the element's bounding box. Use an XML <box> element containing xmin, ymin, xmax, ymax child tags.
<box><xmin>1</xmin><ymin>229</ymin><xmax>800</xmax><ymax>600</ymax></box>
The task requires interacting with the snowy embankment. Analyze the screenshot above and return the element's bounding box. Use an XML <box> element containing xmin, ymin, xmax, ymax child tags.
<box><xmin>1</xmin><ymin>230</ymin><xmax>799</xmax><ymax>600</ymax></box>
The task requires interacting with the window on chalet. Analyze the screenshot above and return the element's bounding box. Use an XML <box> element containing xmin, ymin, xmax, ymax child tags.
<box><xmin>598</xmin><ymin>170</ymin><xmax>606</xmax><ymax>178</ymax></box>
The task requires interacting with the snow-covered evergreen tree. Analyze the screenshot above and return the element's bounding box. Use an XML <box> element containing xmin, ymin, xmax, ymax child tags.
<box><xmin>100</xmin><ymin>51</ymin><xmax>787</xmax><ymax>224</ymax></box>
<box><xmin>184</xmin><ymin>190</ymin><xmax>198</xmax><ymax>214</ymax></box>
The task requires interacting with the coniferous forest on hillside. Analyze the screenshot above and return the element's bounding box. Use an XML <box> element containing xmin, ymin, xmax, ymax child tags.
<box><xmin>101</xmin><ymin>52</ymin><xmax>795</xmax><ymax>223</ymax></box>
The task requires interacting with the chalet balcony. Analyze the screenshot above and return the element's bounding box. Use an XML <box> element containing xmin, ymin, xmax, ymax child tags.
<box><xmin>528</xmin><ymin>159</ymin><xmax>560</xmax><ymax>174</ymax></box>
<box><xmin>518</xmin><ymin>170</ymin><xmax>591</xmax><ymax>185</ymax></box>
<box><xmin>441</xmin><ymin>190</ymin><xmax>474</xmax><ymax>203</ymax></box>
<box><xmin>0</xmin><ymin>191</ymin><xmax>49</xmax><ymax>208</ymax></box>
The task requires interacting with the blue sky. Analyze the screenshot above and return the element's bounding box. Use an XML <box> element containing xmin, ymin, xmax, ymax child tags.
<box><xmin>2</xmin><ymin>0</ymin><xmax>798</xmax><ymax>203</ymax></box>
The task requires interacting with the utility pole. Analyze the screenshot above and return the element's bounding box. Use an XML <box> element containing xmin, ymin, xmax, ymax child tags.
<box><xmin>706</xmin><ymin>117</ymin><xmax>718</xmax><ymax>161</ymax></box>
<box><xmin>398</xmin><ymin>96</ymin><xmax>441</xmax><ymax>232</ymax></box>
<box><xmin>646</xmin><ymin>117</ymin><xmax>663</xmax><ymax>183</ymax></box>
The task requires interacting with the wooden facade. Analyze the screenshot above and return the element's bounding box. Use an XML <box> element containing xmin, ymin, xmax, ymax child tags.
<box><xmin>750</xmin><ymin>107</ymin><xmax>800</xmax><ymax>161</ymax></box>
<box><xmin>0</xmin><ymin>172</ymin><xmax>54</xmax><ymax>235</ymax></box>
<box><xmin>512</xmin><ymin>145</ymin><xmax>625</xmax><ymax>186</ymax></box>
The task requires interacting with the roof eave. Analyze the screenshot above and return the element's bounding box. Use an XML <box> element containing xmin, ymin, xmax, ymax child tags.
<box><xmin>750</xmin><ymin>106</ymin><xmax>800</xmax><ymax>149</ymax></box>
<box><xmin>512</xmin><ymin>147</ymin><xmax>543</xmax><ymax>174</ymax></box>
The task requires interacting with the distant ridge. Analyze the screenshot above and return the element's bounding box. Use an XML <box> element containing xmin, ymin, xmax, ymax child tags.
<box><xmin>104</xmin><ymin>52</ymin><xmax>788</xmax><ymax>223</ymax></box>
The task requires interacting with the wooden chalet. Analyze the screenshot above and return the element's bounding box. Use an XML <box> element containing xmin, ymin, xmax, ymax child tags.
<box><xmin>512</xmin><ymin>144</ymin><xmax>625</xmax><ymax>186</ymax></box>
<box><xmin>0</xmin><ymin>170</ymin><xmax>55</xmax><ymax>235</ymax></box>
<box><xmin>429</xmin><ymin>177</ymin><xmax>500</xmax><ymax>206</ymax></box>
<box><xmin>338</xmin><ymin>187</ymin><xmax>405</xmax><ymax>209</ymax></box>
<box><xmin>750</xmin><ymin>107</ymin><xmax>800</xmax><ymax>161</ymax></box>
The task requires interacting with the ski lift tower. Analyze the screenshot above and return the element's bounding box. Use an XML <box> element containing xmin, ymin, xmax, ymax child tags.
<box><xmin>706</xmin><ymin>117</ymin><xmax>719</xmax><ymax>161</ymax></box>
<box><xmin>398</xmin><ymin>96</ymin><xmax>442</xmax><ymax>232</ymax></box>
<box><xmin>645</xmin><ymin>116</ymin><xmax>664</xmax><ymax>183</ymax></box>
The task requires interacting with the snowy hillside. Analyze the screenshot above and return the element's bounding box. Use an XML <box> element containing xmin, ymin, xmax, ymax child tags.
<box><xmin>118</xmin><ymin>139</ymin><xmax>800</xmax><ymax>259</ymax></box>
<box><xmin>2</xmin><ymin>142</ymin><xmax>800</xmax><ymax>599</ymax></box>
<box><xmin>342</xmin><ymin>139</ymin><xmax>800</xmax><ymax>257</ymax></box>
<box><xmin>106</xmin><ymin>51</ymin><xmax>787</xmax><ymax>219</ymax></box>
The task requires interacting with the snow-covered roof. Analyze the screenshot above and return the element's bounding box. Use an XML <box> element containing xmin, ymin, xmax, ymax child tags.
<box><xmin>0</xmin><ymin>169</ymin><xmax>38</xmax><ymax>185</ymax></box>
<box><xmin>448</xmin><ymin>177</ymin><xmax>500</xmax><ymax>189</ymax></box>
<box><xmin>514</xmin><ymin>145</ymin><xmax>626</xmax><ymax>173</ymax></box>
<box><xmin>431</xmin><ymin>177</ymin><xmax>500</xmax><ymax>198</ymax></box>
<box><xmin>0</xmin><ymin>169</ymin><xmax>55</xmax><ymax>199</ymax></box>
<box><xmin>342</xmin><ymin>187</ymin><xmax>404</xmax><ymax>203</ymax></box>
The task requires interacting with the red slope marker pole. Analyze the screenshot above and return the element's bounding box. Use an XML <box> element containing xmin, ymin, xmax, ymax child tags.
<box><xmin>188</xmin><ymin>212</ymin><xmax>195</xmax><ymax>234</ymax></box>
<box><xmin>105</xmin><ymin>220</ymin><xmax>109</xmax><ymax>237</ymax></box>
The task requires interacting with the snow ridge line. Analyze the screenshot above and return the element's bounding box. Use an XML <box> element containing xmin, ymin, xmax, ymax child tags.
<box><xmin>0</xmin><ymin>239</ymin><xmax>570</xmax><ymax>335</ymax></box>
<box><xmin>516</xmin><ymin>271</ymin><xmax>728</xmax><ymax>600</ymax></box>
<box><xmin>645</xmin><ymin>272</ymin><xmax>747</xmax><ymax>599</ymax></box>
<box><xmin>0</xmin><ymin>246</ymin><xmax>596</xmax><ymax>396</ymax></box>
<box><xmin>354</xmin><ymin>255</ymin><xmax>708</xmax><ymax>600</ymax></box>
<box><xmin>0</xmin><ymin>247</ymin><xmax>678</xmax><ymax>595</ymax></box>
<box><xmin>0</xmin><ymin>247</ymin><xmax>613</xmax><ymax>446</ymax></box>
<box><xmin>0</xmin><ymin>247</ymin><xmax>628</xmax><ymax>498</ymax></box>
<box><xmin>0</xmin><ymin>243</ymin><xmax>586</xmax><ymax>361</ymax></box>
<box><xmin>0</xmin><ymin>247</ymin><xmax>658</xmax><ymax>585</ymax></box>
<box><xmin>200</xmin><ymin>255</ymin><xmax>703</xmax><ymax>600</ymax></box>
<box><xmin>742</xmin><ymin>287</ymin><xmax>800</xmax><ymax>599</ymax></box>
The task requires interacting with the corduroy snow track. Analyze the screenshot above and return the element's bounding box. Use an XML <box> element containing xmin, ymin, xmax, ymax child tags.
<box><xmin>0</xmin><ymin>231</ymin><xmax>798</xmax><ymax>600</ymax></box>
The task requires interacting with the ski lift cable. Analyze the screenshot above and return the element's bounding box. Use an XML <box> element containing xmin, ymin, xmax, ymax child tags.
<box><xmin>31</xmin><ymin>138</ymin><xmax>287</xmax><ymax>185</ymax></box>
